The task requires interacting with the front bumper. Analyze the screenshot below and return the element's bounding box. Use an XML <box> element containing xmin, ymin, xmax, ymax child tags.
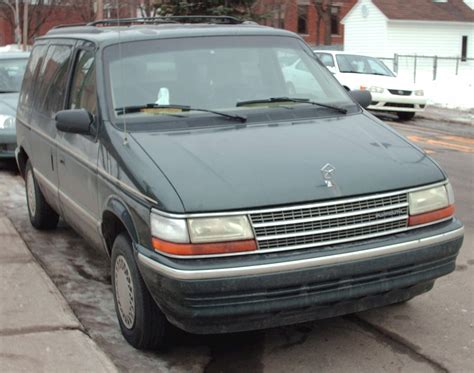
<box><xmin>137</xmin><ymin>219</ymin><xmax>463</xmax><ymax>334</ymax></box>
<box><xmin>0</xmin><ymin>131</ymin><xmax>16</xmax><ymax>158</ymax></box>
<box><xmin>368</xmin><ymin>92</ymin><xmax>427</xmax><ymax>113</ymax></box>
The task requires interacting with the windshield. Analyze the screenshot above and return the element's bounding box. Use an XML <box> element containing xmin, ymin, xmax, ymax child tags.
<box><xmin>336</xmin><ymin>54</ymin><xmax>394</xmax><ymax>76</ymax></box>
<box><xmin>104</xmin><ymin>36</ymin><xmax>353</xmax><ymax>121</ymax></box>
<box><xmin>0</xmin><ymin>58</ymin><xmax>28</xmax><ymax>93</ymax></box>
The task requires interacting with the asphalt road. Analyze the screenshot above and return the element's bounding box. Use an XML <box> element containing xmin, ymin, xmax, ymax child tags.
<box><xmin>0</xmin><ymin>116</ymin><xmax>473</xmax><ymax>373</ymax></box>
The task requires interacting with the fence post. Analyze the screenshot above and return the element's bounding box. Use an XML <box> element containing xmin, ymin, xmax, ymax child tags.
<box><xmin>413</xmin><ymin>55</ymin><xmax>417</xmax><ymax>83</ymax></box>
<box><xmin>455</xmin><ymin>57</ymin><xmax>460</xmax><ymax>75</ymax></box>
<box><xmin>433</xmin><ymin>56</ymin><xmax>437</xmax><ymax>81</ymax></box>
<box><xmin>394</xmin><ymin>53</ymin><xmax>398</xmax><ymax>74</ymax></box>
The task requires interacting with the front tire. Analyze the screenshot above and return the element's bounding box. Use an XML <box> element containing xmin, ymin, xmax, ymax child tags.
<box><xmin>25</xmin><ymin>160</ymin><xmax>59</xmax><ymax>230</ymax></box>
<box><xmin>397</xmin><ymin>112</ymin><xmax>415</xmax><ymax>121</ymax></box>
<box><xmin>111</xmin><ymin>233</ymin><xmax>169</xmax><ymax>350</ymax></box>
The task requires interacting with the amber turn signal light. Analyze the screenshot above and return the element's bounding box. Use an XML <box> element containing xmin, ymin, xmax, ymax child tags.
<box><xmin>408</xmin><ymin>205</ymin><xmax>455</xmax><ymax>226</ymax></box>
<box><xmin>152</xmin><ymin>238</ymin><xmax>257</xmax><ymax>256</ymax></box>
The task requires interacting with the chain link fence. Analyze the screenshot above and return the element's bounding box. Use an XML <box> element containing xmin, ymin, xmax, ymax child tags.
<box><xmin>378</xmin><ymin>54</ymin><xmax>474</xmax><ymax>84</ymax></box>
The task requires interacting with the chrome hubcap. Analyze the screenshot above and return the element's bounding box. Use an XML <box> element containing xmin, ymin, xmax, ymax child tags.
<box><xmin>114</xmin><ymin>255</ymin><xmax>135</xmax><ymax>329</ymax></box>
<box><xmin>26</xmin><ymin>169</ymin><xmax>36</xmax><ymax>217</ymax></box>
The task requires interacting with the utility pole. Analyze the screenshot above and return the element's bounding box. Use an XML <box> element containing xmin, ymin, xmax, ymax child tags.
<box><xmin>22</xmin><ymin>0</ymin><xmax>28</xmax><ymax>50</ymax></box>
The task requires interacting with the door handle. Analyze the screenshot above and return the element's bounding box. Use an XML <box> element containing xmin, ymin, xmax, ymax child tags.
<box><xmin>59</xmin><ymin>159</ymin><xmax>65</xmax><ymax>165</ymax></box>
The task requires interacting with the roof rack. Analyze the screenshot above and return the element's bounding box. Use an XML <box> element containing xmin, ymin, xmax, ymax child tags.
<box><xmin>53</xmin><ymin>23</ymin><xmax>88</xmax><ymax>29</ymax></box>
<box><xmin>86</xmin><ymin>15</ymin><xmax>244</xmax><ymax>27</ymax></box>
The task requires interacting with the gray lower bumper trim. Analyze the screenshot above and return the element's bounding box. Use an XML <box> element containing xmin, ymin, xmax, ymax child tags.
<box><xmin>138</xmin><ymin>227</ymin><xmax>464</xmax><ymax>280</ymax></box>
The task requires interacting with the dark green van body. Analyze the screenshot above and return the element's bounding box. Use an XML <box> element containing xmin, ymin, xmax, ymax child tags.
<box><xmin>15</xmin><ymin>23</ymin><xmax>463</xmax><ymax>334</ymax></box>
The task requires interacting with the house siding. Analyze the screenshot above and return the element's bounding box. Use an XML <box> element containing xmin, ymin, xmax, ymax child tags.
<box><xmin>387</xmin><ymin>21</ymin><xmax>474</xmax><ymax>58</ymax></box>
<box><xmin>342</xmin><ymin>0</ymin><xmax>388</xmax><ymax>55</ymax></box>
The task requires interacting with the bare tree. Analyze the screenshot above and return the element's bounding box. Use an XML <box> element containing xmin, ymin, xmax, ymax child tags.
<box><xmin>62</xmin><ymin>0</ymin><xmax>95</xmax><ymax>23</ymax></box>
<box><xmin>0</xmin><ymin>0</ymin><xmax>66</xmax><ymax>45</ymax></box>
<box><xmin>311</xmin><ymin>0</ymin><xmax>332</xmax><ymax>45</ymax></box>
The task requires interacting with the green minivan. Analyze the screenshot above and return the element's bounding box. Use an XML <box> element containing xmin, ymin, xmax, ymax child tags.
<box><xmin>16</xmin><ymin>17</ymin><xmax>463</xmax><ymax>349</ymax></box>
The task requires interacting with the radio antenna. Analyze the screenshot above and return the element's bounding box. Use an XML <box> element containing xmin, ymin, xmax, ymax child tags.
<box><xmin>115</xmin><ymin>0</ymin><xmax>128</xmax><ymax>145</ymax></box>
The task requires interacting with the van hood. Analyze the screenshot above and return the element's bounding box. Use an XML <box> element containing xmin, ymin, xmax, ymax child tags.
<box><xmin>132</xmin><ymin>113</ymin><xmax>444</xmax><ymax>213</ymax></box>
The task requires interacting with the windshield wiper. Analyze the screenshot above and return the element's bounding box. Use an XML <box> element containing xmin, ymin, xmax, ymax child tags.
<box><xmin>0</xmin><ymin>90</ymin><xmax>18</xmax><ymax>94</ymax></box>
<box><xmin>115</xmin><ymin>104</ymin><xmax>247</xmax><ymax>123</ymax></box>
<box><xmin>236</xmin><ymin>97</ymin><xmax>347</xmax><ymax>114</ymax></box>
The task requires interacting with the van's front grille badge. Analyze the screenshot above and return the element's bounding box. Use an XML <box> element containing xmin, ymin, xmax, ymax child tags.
<box><xmin>249</xmin><ymin>193</ymin><xmax>409</xmax><ymax>252</ymax></box>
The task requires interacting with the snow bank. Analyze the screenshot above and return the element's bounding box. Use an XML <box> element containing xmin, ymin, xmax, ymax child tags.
<box><xmin>424</xmin><ymin>76</ymin><xmax>474</xmax><ymax>111</ymax></box>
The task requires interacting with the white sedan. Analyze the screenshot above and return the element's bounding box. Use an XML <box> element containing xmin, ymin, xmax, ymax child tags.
<box><xmin>314</xmin><ymin>51</ymin><xmax>426</xmax><ymax>120</ymax></box>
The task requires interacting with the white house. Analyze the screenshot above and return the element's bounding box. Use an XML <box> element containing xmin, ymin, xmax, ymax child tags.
<box><xmin>341</xmin><ymin>0</ymin><xmax>474</xmax><ymax>59</ymax></box>
<box><xmin>342</xmin><ymin>0</ymin><xmax>474</xmax><ymax>109</ymax></box>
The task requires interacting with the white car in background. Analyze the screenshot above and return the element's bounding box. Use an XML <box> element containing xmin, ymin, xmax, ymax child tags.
<box><xmin>314</xmin><ymin>51</ymin><xmax>426</xmax><ymax>120</ymax></box>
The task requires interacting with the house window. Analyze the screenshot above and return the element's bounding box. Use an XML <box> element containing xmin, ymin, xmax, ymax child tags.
<box><xmin>298</xmin><ymin>6</ymin><xmax>308</xmax><ymax>34</ymax></box>
<box><xmin>331</xmin><ymin>6</ymin><xmax>340</xmax><ymax>35</ymax></box>
<box><xmin>461</xmin><ymin>36</ymin><xmax>468</xmax><ymax>62</ymax></box>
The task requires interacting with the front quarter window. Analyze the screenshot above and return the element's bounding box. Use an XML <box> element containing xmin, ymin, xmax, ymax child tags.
<box><xmin>69</xmin><ymin>49</ymin><xmax>97</xmax><ymax>115</ymax></box>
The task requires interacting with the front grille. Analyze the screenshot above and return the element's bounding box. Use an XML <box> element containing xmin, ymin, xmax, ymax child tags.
<box><xmin>388</xmin><ymin>89</ymin><xmax>412</xmax><ymax>96</ymax></box>
<box><xmin>385</xmin><ymin>103</ymin><xmax>414</xmax><ymax>108</ymax></box>
<box><xmin>249</xmin><ymin>192</ymin><xmax>409</xmax><ymax>252</ymax></box>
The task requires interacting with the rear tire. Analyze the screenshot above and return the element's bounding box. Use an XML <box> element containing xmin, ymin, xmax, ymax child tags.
<box><xmin>111</xmin><ymin>233</ymin><xmax>169</xmax><ymax>350</ymax></box>
<box><xmin>25</xmin><ymin>160</ymin><xmax>59</xmax><ymax>230</ymax></box>
<box><xmin>397</xmin><ymin>112</ymin><xmax>415</xmax><ymax>121</ymax></box>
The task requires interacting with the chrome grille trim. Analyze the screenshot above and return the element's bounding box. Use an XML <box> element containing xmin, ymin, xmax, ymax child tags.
<box><xmin>252</xmin><ymin>202</ymin><xmax>408</xmax><ymax>228</ymax></box>
<box><xmin>249</xmin><ymin>191</ymin><xmax>410</xmax><ymax>251</ymax></box>
<box><xmin>257</xmin><ymin>220</ymin><xmax>408</xmax><ymax>251</ymax></box>
<box><xmin>250</xmin><ymin>194</ymin><xmax>407</xmax><ymax>224</ymax></box>
<box><xmin>255</xmin><ymin>216</ymin><xmax>408</xmax><ymax>241</ymax></box>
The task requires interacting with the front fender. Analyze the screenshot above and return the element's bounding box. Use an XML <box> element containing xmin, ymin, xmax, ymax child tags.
<box><xmin>101</xmin><ymin>195</ymin><xmax>140</xmax><ymax>254</ymax></box>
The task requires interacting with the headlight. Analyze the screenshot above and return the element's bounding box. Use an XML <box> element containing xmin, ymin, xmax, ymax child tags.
<box><xmin>150</xmin><ymin>213</ymin><xmax>189</xmax><ymax>243</ymax></box>
<box><xmin>409</xmin><ymin>185</ymin><xmax>448</xmax><ymax>215</ymax></box>
<box><xmin>188</xmin><ymin>216</ymin><xmax>254</xmax><ymax>243</ymax></box>
<box><xmin>368</xmin><ymin>86</ymin><xmax>384</xmax><ymax>93</ymax></box>
<box><xmin>0</xmin><ymin>115</ymin><xmax>15</xmax><ymax>129</ymax></box>
<box><xmin>414</xmin><ymin>89</ymin><xmax>424</xmax><ymax>96</ymax></box>
<box><xmin>150</xmin><ymin>212</ymin><xmax>256</xmax><ymax>256</ymax></box>
<box><xmin>408</xmin><ymin>183</ymin><xmax>455</xmax><ymax>226</ymax></box>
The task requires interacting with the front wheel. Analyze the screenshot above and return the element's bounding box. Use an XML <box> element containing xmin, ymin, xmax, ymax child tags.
<box><xmin>111</xmin><ymin>233</ymin><xmax>169</xmax><ymax>350</ymax></box>
<box><xmin>25</xmin><ymin>160</ymin><xmax>59</xmax><ymax>230</ymax></box>
<box><xmin>397</xmin><ymin>112</ymin><xmax>415</xmax><ymax>121</ymax></box>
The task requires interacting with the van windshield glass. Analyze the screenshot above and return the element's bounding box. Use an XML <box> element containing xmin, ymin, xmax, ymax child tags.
<box><xmin>104</xmin><ymin>36</ymin><xmax>354</xmax><ymax>119</ymax></box>
<box><xmin>0</xmin><ymin>58</ymin><xmax>28</xmax><ymax>93</ymax></box>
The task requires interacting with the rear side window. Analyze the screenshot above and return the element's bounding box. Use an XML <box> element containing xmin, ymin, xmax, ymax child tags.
<box><xmin>69</xmin><ymin>49</ymin><xmax>97</xmax><ymax>115</ymax></box>
<box><xmin>36</xmin><ymin>45</ymin><xmax>73</xmax><ymax>117</ymax></box>
<box><xmin>18</xmin><ymin>45</ymin><xmax>48</xmax><ymax>114</ymax></box>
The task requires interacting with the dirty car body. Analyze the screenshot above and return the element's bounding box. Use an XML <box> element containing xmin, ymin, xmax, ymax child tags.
<box><xmin>16</xmin><ymin>19</ymin><xmax>463</xmax><ymax>348</ymax></box>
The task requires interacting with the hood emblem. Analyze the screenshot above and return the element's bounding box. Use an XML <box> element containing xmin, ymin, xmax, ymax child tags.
<box><xmin>321</xmin><ymin>163</ymin><xmax>336</xmax><ymax>188</ymax></box>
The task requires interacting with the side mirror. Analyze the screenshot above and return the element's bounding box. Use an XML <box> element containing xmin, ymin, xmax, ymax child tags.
<box><xmin>55</xmin><ymin>109</ymin><xmax>93</xmax><ymax>134</ymax></box>
<box><xmin>326</xmin><ymin>66</ymin><xmax>337</xmax><ymax>74</ymax></box>
<box><xmin>349</xmin><ymin>90</ymin><xmax>372</xmax><ymax>109</ymax></box>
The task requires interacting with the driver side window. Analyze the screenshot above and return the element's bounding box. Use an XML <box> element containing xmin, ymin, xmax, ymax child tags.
<box><xmin>69</xmin><ymin>49</ymin><xmax>97</xmax><ymax>115</ymax></box>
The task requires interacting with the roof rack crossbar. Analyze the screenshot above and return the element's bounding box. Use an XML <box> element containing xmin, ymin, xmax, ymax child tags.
<box><xmin>53</xmin><ymin>22</ymin><xmax>88</xmax><ymax>29</ymax></box>
<box><xmin>87</xmin><ymin>15</ymin><xmax>243</xmax><ymax>27</ymax></box>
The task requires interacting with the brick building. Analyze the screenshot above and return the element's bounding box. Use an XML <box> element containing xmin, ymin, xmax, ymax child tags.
<box><xmin>0</xmin><ymin>1</ymin><xmax>136</xmax><ymax>47</ymax></box>
<box><xmin>257</xmin><ymin>0</ymin><xmax>357</xmax><ymax>47</ymax></box>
